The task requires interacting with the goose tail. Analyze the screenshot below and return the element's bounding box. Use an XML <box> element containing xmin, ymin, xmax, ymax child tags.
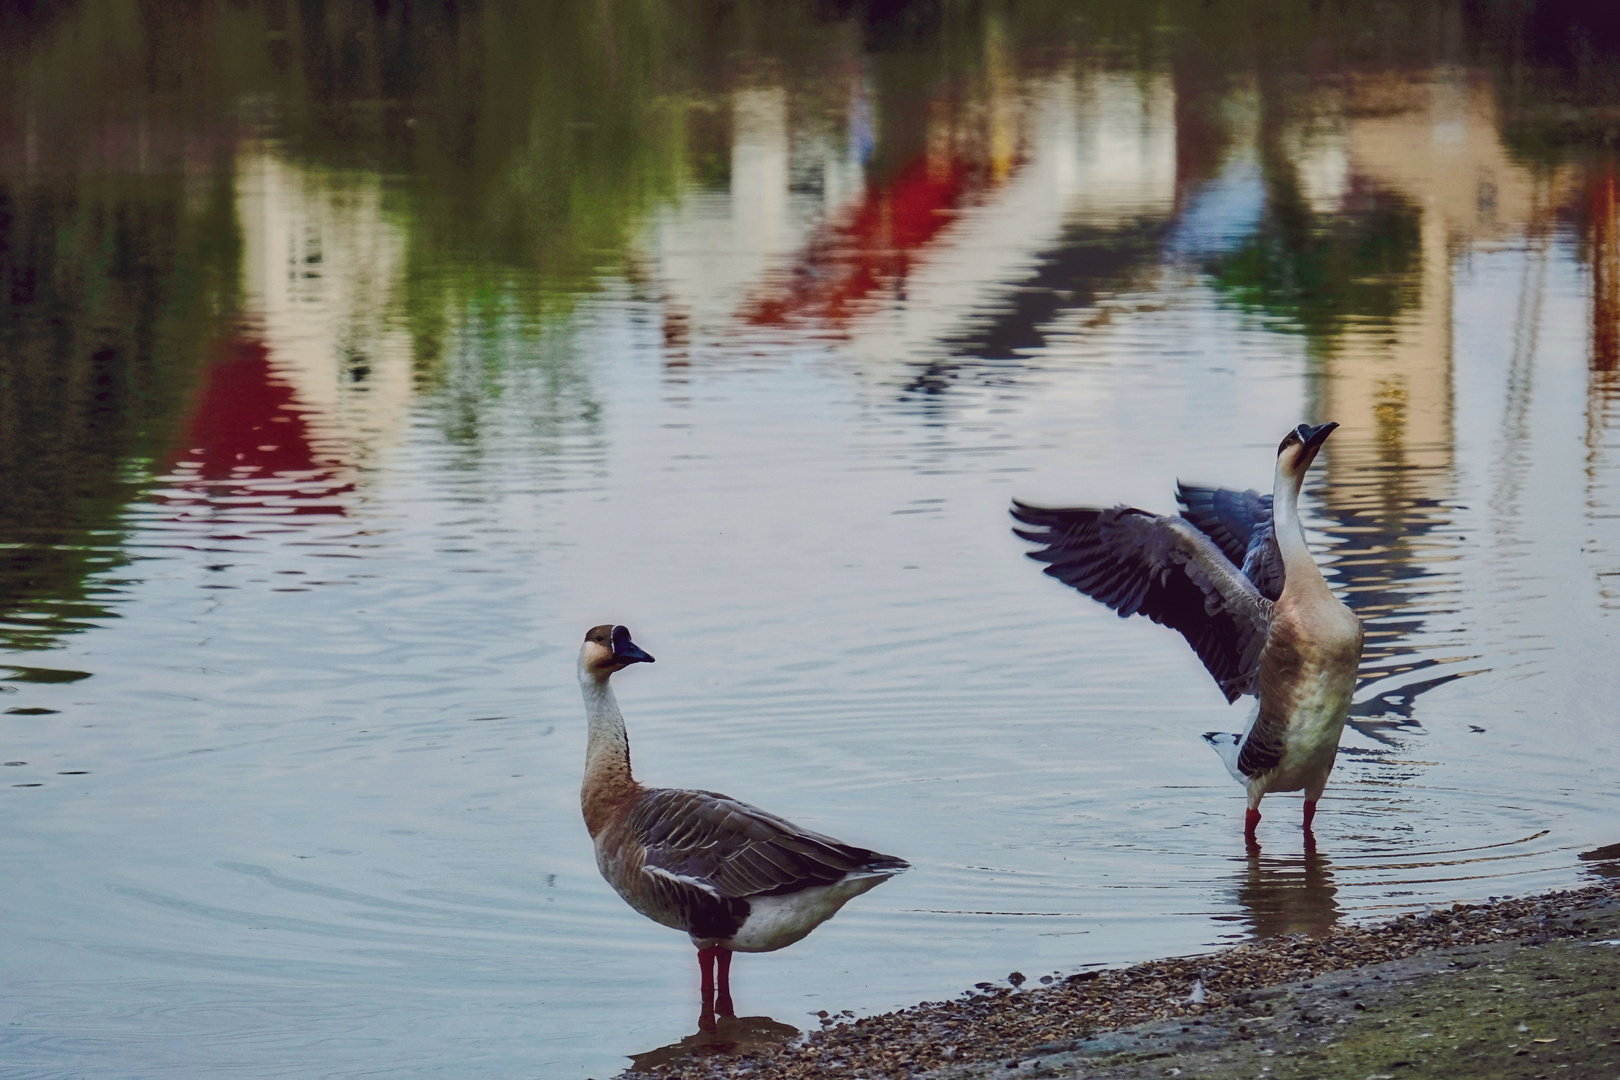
<box><xmin>1202</xmin><ymin>731</ymin><xmax>1248</xmax><ymax>783</ymax></box>
<box><xmin>857</xmin><ymin>851</ymin><xmax>910</xmax><ymax>877</ymax></box>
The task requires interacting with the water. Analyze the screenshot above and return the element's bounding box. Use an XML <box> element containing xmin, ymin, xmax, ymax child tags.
<box><xmin>2</xmin><ymin>3</ymin><xmax>1619</xmax><ymax>1077</ymax></box>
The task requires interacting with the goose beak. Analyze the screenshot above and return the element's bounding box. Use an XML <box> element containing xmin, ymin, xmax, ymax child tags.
<box><xmin>611</xmin><ymin>626</ymin><xmax>655</xmax><ymax>665</ymax></box>
<box><xmin>1300</xmin><ymin>422</ymin><xmax>1338</xmax><ymax>453</ymax></box>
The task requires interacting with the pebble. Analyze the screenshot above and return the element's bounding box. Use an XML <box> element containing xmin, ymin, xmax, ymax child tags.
<box><xmin>622</xmin><ymin>879</ymin><xmax>1620</xmax><ymax>1080</ymax></box>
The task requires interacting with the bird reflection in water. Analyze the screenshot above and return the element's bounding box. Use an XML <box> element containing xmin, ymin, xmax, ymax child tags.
<box><xmin>1234</xmin><ymin>845</ymin><xmax>1341</xmax><ymax>940</ymax></box>
<box><xmin>1579</xmin><ymin>843</ymin><xmax>1620</xmax><ymax>881</ymax></box>
<box><xmin>627</xmin><ymin>1016</ymin><xmax>800</xmax><ymax>1074</ymax></box>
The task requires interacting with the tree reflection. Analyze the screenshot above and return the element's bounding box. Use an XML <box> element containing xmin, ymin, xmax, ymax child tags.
<box><xmin>1204</xmin><ymin>188</ymin><xmax>1423</xmax><ymax>339</ymax></box>
<box><xmin>2</xmin><ymin>0</ymin><xmax>1619</xmax><ymax>654</ymax></box>
<box><xmin>0</xmin><ymin>171</ymin><xmax>239</xmax><ymax>650</ymax></box>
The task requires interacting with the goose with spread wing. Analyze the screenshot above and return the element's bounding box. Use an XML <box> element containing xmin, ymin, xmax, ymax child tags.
<box><xmin>578</xmin><ymin>625</ymin><xmax>907</xmax><ymax>1031</ymax></box>
<box><xmin>1010</xmin><ymin>423</ymin><xmax>1363</xmax><ymax>845</ymax></box>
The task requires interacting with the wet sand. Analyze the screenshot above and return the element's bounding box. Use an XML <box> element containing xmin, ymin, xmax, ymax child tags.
<box><xmin>622</xmin><ymin>873</ymin><xmax>1620</xmax><ymax>1079</ymax></box>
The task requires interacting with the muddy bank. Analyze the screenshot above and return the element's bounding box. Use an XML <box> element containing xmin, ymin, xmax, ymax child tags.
<box><xmin>929</xmin><ymin>889</ymin><xmax>1620</xmax><ymax>1080</ymax></box>
<box><xmin>623</xmin><ymin>877</ymin><xmax>1620</xmax><ymax>1079</ymax></box>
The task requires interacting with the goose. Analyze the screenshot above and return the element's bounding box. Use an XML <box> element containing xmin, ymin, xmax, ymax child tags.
<box><xmin>1010</xmin><ymin>423</ymin><xmax>1363</xmax><ymax>845</ymax></box>
<box><xmin>577</xmin><ymin>624</ymin><xmax>908</xmax><ymax>1030</ymax></box>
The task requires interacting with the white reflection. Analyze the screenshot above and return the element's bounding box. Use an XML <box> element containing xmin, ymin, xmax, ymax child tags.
<box><xmin>235</xmin><ymin>147</ymin><xmax>414</xmax><ymax>472</ymax></box>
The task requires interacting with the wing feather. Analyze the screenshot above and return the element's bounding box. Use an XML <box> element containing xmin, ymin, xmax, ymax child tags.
<box><xmin>1175</xmin><ymin>483</ymin><xmax>1285</xmax><ymax>601</ymax></box>
<box><xmin>629</xmin><ymin>788</ymin><xmax>908</xmax><ymax>903</ymax></box>
<box><xmin>1012</xmin><ymin>499</ymin><xmax>1273</xmax><ymax>702</ymax></box>
<box><xmin>1236</xmin><ymin>710</ymin><xmax>1286</xmax><ymax>777</ymax></box>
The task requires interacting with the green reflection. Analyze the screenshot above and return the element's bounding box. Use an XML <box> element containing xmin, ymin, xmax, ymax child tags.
<box><xmin>1204</xmin><ymin>181</ymin><xmax>1425</xmax><ymax>338</ymax></box>
<box><xmin>0</xmin><ymin>170</ymin><xmax>240</xmax><ymax>650</ymax></box>
<box><xmin>0</xmin><ymin>0</ymin><xmax>1615</xmax><ymax>652</ymax></box>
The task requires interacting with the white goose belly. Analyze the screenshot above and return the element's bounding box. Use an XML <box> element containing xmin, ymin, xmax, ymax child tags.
<box><xmin>1259</xmin><ymin>667</ymin><xmax>1356</xmax><ymax>794</ymax></box>
<box><xmin>699</xmin><ymin>872</ymin><xmax>892</xmax><ymax>953</ymax></box>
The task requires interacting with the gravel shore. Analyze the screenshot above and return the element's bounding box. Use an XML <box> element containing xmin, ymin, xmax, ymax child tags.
<box><xmin>621</xmin><ymin>872</ymin><xmax>1620</xmax><ymax>1079</ymax></box>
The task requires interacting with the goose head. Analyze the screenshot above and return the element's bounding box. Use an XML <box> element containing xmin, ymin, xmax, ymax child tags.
<box><xmin>579</xmin><ymin>624</ymin><xmax>656</xmax><ymax>680</ymax></box>
<box><xmin>1275</xmin><ymin>422</ymin><xmax>1338</xmax><ymax>483</ymax></box>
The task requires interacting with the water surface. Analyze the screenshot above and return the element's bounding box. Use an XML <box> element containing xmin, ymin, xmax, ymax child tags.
<box><xmin>2</xmin><ymin>3</ymin><xmax>1619</xmax><ymax>1077</ymax></box>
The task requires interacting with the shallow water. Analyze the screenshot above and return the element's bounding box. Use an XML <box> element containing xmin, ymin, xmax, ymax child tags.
<box><xmin>2</xmin><ymin>3</ymin><xmax>1619</xmax><ymax>1077</ymax></box>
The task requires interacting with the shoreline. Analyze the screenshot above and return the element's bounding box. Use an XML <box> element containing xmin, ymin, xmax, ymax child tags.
<box><xmin>622</xmin><ymin>874</ymin><xmax>1620</xmax><ymax>1079</ymax></box>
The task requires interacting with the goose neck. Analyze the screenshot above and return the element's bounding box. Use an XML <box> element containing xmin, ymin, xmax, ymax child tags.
<box><xmin>579</xmin><ymin>669</ymin><xmax>634</xmax><ymax>833</ymax></box>
<box><xmin>1271</xmin><ymin>460</ymin><xmax>1328</xmax><ymax>597</ymax></box>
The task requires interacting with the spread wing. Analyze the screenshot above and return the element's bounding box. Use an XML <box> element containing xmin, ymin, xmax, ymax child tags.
<box><xmin>1011</xmin><ymin>500</ymin><xmax>1273</xmax><ymax>702</ymax></box>
<box><xmin>1175</xmin><ymin>483</ymin><xmax>1284</xmax><ymax>602</ymax></box>
<box><xmin>630</xmin><ymin>788</ymin><xmax>908</xmax><ymax>903</ymax></box>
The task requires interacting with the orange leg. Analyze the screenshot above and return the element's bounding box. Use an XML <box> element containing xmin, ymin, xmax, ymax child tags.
<box><xmin>697</xmin><ymin>946</ymin><xmax>719</xmax><ymax>1032</ymax></box>
<box><xmin>715</xmin><ymin>947</ymin><xmax>734</xmax><ymax>1018</ymax></box>
<box><xmin>1302</xmin><ymin>799</ymin><xmax>1318</xmax><ymax>833</ymax></box>
<box><xmin>1244</xmin><ymin>808</ymin><xmax>1262</xmax><ymax>848</ymax></box>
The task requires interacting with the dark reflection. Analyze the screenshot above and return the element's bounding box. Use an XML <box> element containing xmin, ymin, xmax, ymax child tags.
<box><xmin>1580</xmin><ymin>164</ymin><xmax>1620</xmax><ymax>617</ymax></box>
<box><xmin>1345</xmin><ymin>670</ymin><xmax>1479</xmax><ymax>739</ymax></box>
<box><xmin>626</xmin><ymin>1015</ymin><xmax>799</xmax><ymax>1073</ymax></box>
<box><xmin>0</xmin><ymin>170</ymin><xmax>238</xmax><ymax>650</ymax></box>
<box><xmin>1232</xmin><ymin>846</ymin><xmax>1341</xmax><ymax>939</ymax></box>
<box><xmin>1580</xmin><ymin>843</ymin><xmax>1620</xmax><ymax>881</ymax></box>
<box><xmin>625</xmin><ymin>1016</ymin><xmax>797</xmax><ymax>1075</ymax></box>
<box><xmin>0</xmin><ymin>665</ymin><xmax>92</xmax><ymax>685</ymax></box>
<box><xmin>1580</xmin><ymin>848</ymin><xmax>1620</xmax><ymax>883</ymax></box>
<box><xmin>914</xmin><ymin>221</ymin><xmax>1169</xmax><ymax>396</ymax></box>
<box><xmin>1494</xmin><ymin>0</ymin><xmax>1620</xmax><ymax>162</ymax></box>
<box><xmin>1586</xmin><ymin>167</ymin><xmax>1619</xmax><ymax>380</ymax></box>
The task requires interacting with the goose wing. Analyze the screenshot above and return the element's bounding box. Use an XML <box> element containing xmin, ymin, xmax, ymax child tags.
<box><xmin>1175</xmin><ymin>483</ymin><xmax>1284</xmax><ymax>601</ymax></box>
<box><xmin>630</xmin><ymin>787</ymin><xmax>907</xmax><ymax>903</ymax></box>
<box><xmin>1011</xmin><ymin>500</ymin><xmax>1273</xmax><ymax>702</ymax></box>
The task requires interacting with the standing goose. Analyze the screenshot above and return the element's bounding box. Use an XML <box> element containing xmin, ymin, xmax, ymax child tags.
<box><xmin>577</xmin><ymin>624</ymin><xmax>908</xmax><ymax>1030</ymax></box>
<box><xmin>1010</xmin><ymin>423</ymin><xmax>1363</xmax><ymax>845</ymax></box>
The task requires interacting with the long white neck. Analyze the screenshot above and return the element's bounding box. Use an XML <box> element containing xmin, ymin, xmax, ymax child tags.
<box><xmin>579</xmin><ymin>664</ymin><xmax>634</xmax><ymax>818</ymax></box>
<box><xmin>1271</xmin><ymin>457</ymin><xmax>1332</xmax><ymax>602</ymax></box>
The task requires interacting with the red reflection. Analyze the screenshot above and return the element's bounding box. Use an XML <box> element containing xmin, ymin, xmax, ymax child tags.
<box><xmin>159</xmin><ymin>334</ymin><xmax>351</xmax><ymax>524</ymax></box>
<box><xmin>741</xmin><ymin>154</ymin><xmax>1003</xmax><ymax>332</ymax></box>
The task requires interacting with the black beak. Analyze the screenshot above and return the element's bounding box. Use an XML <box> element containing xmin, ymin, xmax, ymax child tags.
<box><xmin>1299</xmin><ymin>421</ymin><xmax>1338</xmax><ymax>454</ymax></box>
<box><xmin>611</xmin><ymin>625</ymin><xmax>655</xmax><ymax>665</ymax></box>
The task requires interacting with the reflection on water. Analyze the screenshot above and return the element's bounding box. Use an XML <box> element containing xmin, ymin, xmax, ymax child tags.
<box><xmin>1581</xmin><ymin>844</ymin><xmax>1620</xmax><ymax>881</ymax></box>
<box><xmin>156</xmin><ymin>334</ymin><xmax>355</xmax><ymax>529</ymax></box>
<box><xmin>626</xmin><ymin>1016</ymin><xmax>800</xmax><ymax>1074</ymax></box>
<box><xmin>2</xmin><ymin>2</ymin><xmax>1620</xmax><ymax>1079</ymax></box>
<box><xmin>1232</xmin><ymin>829</ymin><xmax>1586</xmax><ymax>936</ymax></box>
<box><xmin>0</xmin><ymin>166</ymin><xmax>236</xmax><ymax>648</ymax></box>
<box><xmin>1231</xmin><ymin>848</ymin><xmax>1341</xmax><ymax>940</ymax></box>
<box><xmin>1586</xmin><ymin>166</ymin><xmax>1620</xmax><ymax>614</ymax></box>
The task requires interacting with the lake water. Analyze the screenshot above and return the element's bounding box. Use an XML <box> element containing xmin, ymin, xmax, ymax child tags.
<box><xmin>3</xmin><ymin>3</ymin><xmax>1619</xmax><ymax>1077</ymax></box>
